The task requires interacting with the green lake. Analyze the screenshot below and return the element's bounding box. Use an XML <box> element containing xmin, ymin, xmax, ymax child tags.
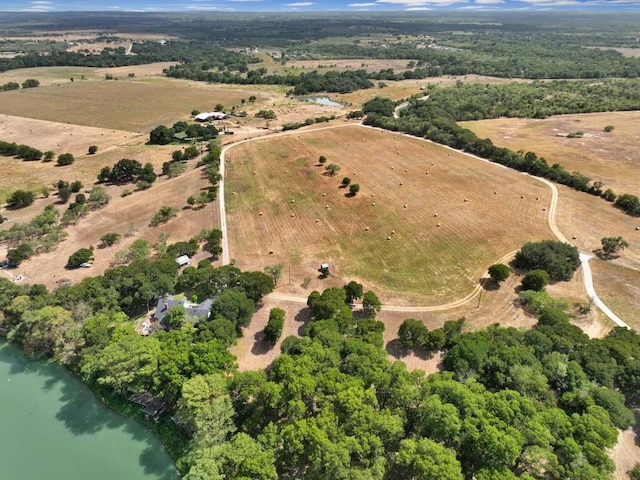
<box><xmin>0</xmin><ymin>339</ymin><xmax>179</xmax><ymax>480</ymax></box>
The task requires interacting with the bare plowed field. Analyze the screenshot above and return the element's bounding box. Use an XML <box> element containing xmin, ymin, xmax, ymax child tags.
<box><xmin>460</xmin><ymin>111</ymin><xmax>640</xmax><ymax>197</ymax></box>
<box><xmin>225</xmin><ymin>125</ymin><xmax>554</xmax><ymax>305</ymax></box>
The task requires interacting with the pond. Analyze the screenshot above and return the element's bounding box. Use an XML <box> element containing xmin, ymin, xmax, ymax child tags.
<box><xmin>296</xmin><ymin>96</ymin><xmax>344</xmax><ymax>107</ymax></box>
<box><xmin>0</xmin><ymin>339</ymin><xmax>179</xmax><ymax>480</ymax></box>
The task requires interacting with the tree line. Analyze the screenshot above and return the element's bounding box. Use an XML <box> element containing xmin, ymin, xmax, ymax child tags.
<box><xmin>362</xmin><ymin>82</ymin><xmax>640</xmax><ymax>217</ymax></box>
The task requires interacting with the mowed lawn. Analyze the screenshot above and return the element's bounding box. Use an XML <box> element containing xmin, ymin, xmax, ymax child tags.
<box><xmin>460</xmin><ymin>111</ymin><xmax>640</xmax><ymax>198</ymax></box>
<box><xmin>0</xmin><ymin>79</ymin><xmax>253</xmax><ymax>132</ymax></box>
<box><xmin>225</xmin><ymin>125</ymin><xmax>553</xmax><ymax>304</ymax></box>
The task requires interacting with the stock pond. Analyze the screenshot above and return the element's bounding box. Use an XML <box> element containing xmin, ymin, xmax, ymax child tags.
<box><xmin>0</xmin><ymin>339</ymin><xmax>178</xmax><ymax>480</ymax></box>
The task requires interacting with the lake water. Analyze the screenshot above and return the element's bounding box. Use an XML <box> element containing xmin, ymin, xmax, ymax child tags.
<box><xmin>0</xmin><ymin>339</ymin><xmax>179</xmax><ymax>480</ymax></box>
<box><xmin>297</xmin><ymin>96</ymin><xmax>344</xmax><ymax>107</ymax></box>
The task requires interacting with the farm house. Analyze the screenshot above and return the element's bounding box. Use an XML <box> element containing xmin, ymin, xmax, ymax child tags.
<box><xmin>195</xmin><ymin>111</ymin><xmax>228</xmax><ymax>122</ymax></box>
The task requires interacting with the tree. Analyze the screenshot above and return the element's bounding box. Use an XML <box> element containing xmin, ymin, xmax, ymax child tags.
<box><xmin>204</xmin><ymin>229</ymin><xmax>223</xmax><ymax>257</ymax></box>
<box><xmin>21</xmin><ymin>79</ymin><xmax>40</xmax><ymax>88</ymax></box>
<box><xmin>215</xmin><ymin>103</ymin><xmax>224</xmax><ymax>112</ymax></box>
<box><xmin>604</xmin><ymin>125</ymin><xmax>615</xmax><ymax>132</ymax></box>
<box><xmin>88</xmin><ymin>145</ymin><xmax>98</xmax><ymax>155</ymax></box>
<box><xmin>7</xmin><ymin>190</ymin><xmax>35</xmax><ymax>209</ymax></box>
<box><xmin>264</xmin><ymin>308</ymin><xmax>285</xmax><ymax>344</ymax></box>
<box><xmin>326</xmin><ymin>163</ymin><xmax>341</xmax><ymax>176</ymax></box>
<box><xmin>319</xmin><ymin>155</ymin><xmax>327</xmax><ymax>164</ymax></box>
<box><xmin>149</xmin><ymin>125</ymin><xmax>174</xmax><ymax>145</ymax></box>
<box><xmin>393</xmin><ymin>438</ymin><xmax>463</xmax><ymax>480</ymax></box>
<box><xmin>521</xmin><ymin>269</ymin><xmax>549</xmax><ymax>292</ymax></box>
<box><xmin>362</xmin><ymin>291</ymin><xmax>382</xmax><ymax>317</ymax></box>
<box><xmin>513</xmin><ymin>240</ymin><xmax>580</xmax><ymax>281</ymax></box>
<box><xmin>57</xmin><ymin>153</ymin><xmax>74</xmax><ymax>166</ymax></box>
<box><xmin>349</xmin><ymin>183</ymin><xmax>360</xmax><ymax>196</ymax></box>
<box><xmin>344</xmin><ymin>281</ymin><xmax>363</xmax><ymax>304</ymax></box>
<box><xmin>398</xmin><ymin>318</ymin><xmax>428</xmax><ymax>349</ymax></box>
<box><xmin>264</xmin><ymin>263</ymin><xmax>284</xmax><ymax>285</ymax></box>
<box><xmin>342</xmin><ymin>177</ymin><xmax>351</xmax><ymax>186</ymax></box>
<box><xmin>43</xmin><ymin>150</ymin><xmax>55</xmax><ymax>162</ymax></box>
<box><xmin>67</xmin><ymin>248</ymin><xmax>94</xmax><ymax>268</ymax></box>
<box><xmin>488</xmin><ymin>264</ymin><xmax>510</xmax><ymax>284</ymax></box>
<box><xmin>601</xmin><ymin>236</ymin><xmax>629</xmax><ymax>257</ymax></box>
<box><xmin>100</xmin><ymin>232</ymin><xmax>122</xmax><ymax>247</ymax></box>
<box><xmin>165</xmin><ymin>305</ymin><xmax>187</xmax><ymax>330</ymax></box>
<box><xmin>58</xmin><ymin>186</ymin><xmax>72</xmax><ymax>204</ymax></box>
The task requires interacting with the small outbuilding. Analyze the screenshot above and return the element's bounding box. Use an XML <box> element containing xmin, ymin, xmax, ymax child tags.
<box><xmin>176</xmin><ymin>255</ymin><xmax>190</xmax><ymax>267</ymax></box>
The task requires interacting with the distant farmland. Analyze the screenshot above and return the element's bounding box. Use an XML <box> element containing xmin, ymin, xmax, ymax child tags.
<box><xmin>225</xmin><ymin>124</ymin><xmax>553</xmax><ymax>304</ymax></box>
<box><xmin>0</xmin><ymin>79</ymin><xmax>255</xmax><ymax>132</ymax></box>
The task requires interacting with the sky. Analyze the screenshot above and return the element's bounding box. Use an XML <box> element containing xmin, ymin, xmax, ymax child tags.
<box><xmin>2</xmin><ymin>0</ymin><xmax>640</xmax><ymax>12</ymax></box>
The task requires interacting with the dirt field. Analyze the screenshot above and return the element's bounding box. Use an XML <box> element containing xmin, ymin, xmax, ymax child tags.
<box><xmin>224</xmin><ymin>124</ymin><xmax>554</xmax><ymax>305</ymax></box>
<box><xmin>460</xmin><ymin>111</ymin><xmax>640</xmax><ymax>197</ymax></box>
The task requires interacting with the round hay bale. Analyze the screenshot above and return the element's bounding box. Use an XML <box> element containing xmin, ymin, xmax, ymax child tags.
<box><xmin>322</xmin><ymin>193</ymin><xmax>327</xmax><ymax>197</ymax></box>
<box><xmin>387</xmin><ymin>236</ymin><xmax>391</xmax><ymax>240</ymax></box>
<box><xmin>434</xmin><ymin>213</ymin><xmax>438</xmax><ymax>217</ymax></box>
<box><xmin>315</xmin><ymin>219</ymin><xmax>320</xmax><ymax>223</ymax></box>
<box><xmin>365</xmin><ymin>226</ymin><xmax>370</xmax><ymax>231</ymax></box>
<box><xmin>572</xmin><ymin>236</ymin><xmax>577</xmax><ymax>240</ymax></box>
<box><xmin>520</xmin><ymin>195</ymin><xmax>524</xmax><ymax>199</ymax></box>
<box><xmin>437</xmin><ymin>223</ymin><xmax>441</xmax><ymax>227</ymax></box>
<box><xmin>404</xmin><ymin>204</ymin><xmax>408</xmax><ymax>208</ymax></box>
<box><xmin>259</xmin><ymin>212</ymin><xmax>263</xmax><ymax>216</ymax></box>
<box><xmin>291</xmin><ymin>199</ymin><xmax>295</xmax><ymax>203</ymax></box>
<box><xmin>291</xmin><ymin>213</ymin><xmax>295</xmax><ymax>217</ymax></box>
<box><xmin>372</xmin><ymin>202</ymin><xmax>376</xmax><ymax>206</ymax></box>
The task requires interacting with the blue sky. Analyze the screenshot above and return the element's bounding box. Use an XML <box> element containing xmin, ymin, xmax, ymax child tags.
<box><xmin>2</xmin><ymin>0</ymin><xmax>640</xmax><ymax>11</ymax></box>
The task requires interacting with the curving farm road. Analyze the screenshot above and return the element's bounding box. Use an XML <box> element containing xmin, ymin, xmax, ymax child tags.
<box><xmin>218</xmin><ymin>122</ymin><xmax>629</xmax><ymax>326</ymax></box>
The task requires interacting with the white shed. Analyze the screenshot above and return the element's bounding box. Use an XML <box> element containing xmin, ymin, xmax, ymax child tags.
<box><xmin>176</xmin><ymin>255</ymin><xmax>190</xmax><ymax>267</ymax></box>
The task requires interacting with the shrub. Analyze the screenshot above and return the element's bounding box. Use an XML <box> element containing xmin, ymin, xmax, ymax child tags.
<box><xmin>88</xmin><ymin>145</ymin><xmax>98</xmax><ymax>155</ymax></box>
<box><xmin>100</xmin><ymin>232</ymin><xmax>122</xmax><ymax>247</ymax></box>
<box><xmin>56</xmin><ymin>153</ymin><xmax>74</xmax><ymax>166</ymax></box>
<box><xmin>67</xmin><ymin>248</ymin><xmax>94</xmax><ymax>268</ymax></box>
<box><xmin>150</xmin><ymin>206</ymin><xmax>178</xmax><ymax>226</ymax></box>
<box><xmin>604</xmin><ymin>125</ymin><xmax>614</xmax><ymax>132</ymax></box>
<box><xmin>7</xmin><ymin>190</ymin><xmax>35</xmax><ymax>209</ymax></box>
<box><xmin>349</xmin><ymin>183</ymin><xmax>360</xmax><ymax>195</ymax></box>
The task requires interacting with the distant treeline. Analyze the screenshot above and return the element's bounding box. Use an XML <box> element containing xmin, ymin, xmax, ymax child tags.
<box><xmin>0</xmin><ymin>40</ymin><xmax>256</xmax><ymax>74</ymax></box>
<box><xmin>294</xmin><ymin>36</ymin><xmax>640</xmax><ymax>80</ymax></box>
<box><xmin>363</xmin><ymin>79</ymin><xmax>640</xmax><ymax>217</ymax></box>
<box><xmin>164</xmin><ymin>65</ymin><xmax>374</xmax><ymax>94</ymax></box>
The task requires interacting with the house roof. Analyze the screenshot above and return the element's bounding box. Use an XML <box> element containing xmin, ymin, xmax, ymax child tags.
<box><xmin>153</xmin><ymin>295</ymin><xmax>213</xmax><ymax>323</ymax></box>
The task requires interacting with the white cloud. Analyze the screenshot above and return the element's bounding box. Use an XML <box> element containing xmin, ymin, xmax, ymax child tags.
<box><xmin>517</xmin><ymin>0</ymin><xmax>580</xmax><ymax>5</ymax></box>
<box><xmin>377</xmin><ymin>0</ymin><xmax>468</xmax><ymax>5</ymax></box>
<box><xmin>474</xmin><ymin>0</ymin><xmax>504</xmax><ymax>4</ymax></box>
<box><xmin>283</xmin><ymin>1</ymin><xmax>316</xmax><ymax>5</ymax></box>
<box><xmin>348</xmin><ymin>2</ymin><xmax>376</xmax><ymax>5</ymax></box>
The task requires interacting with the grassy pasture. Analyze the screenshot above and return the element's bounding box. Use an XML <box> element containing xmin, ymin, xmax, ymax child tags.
<box><xmin>0</xmin><ymin>79</ymin><xmax>256</xmax><ymax>132</ymax></box>
<box><xmin>460</xmin><ymin>111</ymin><xmax>640</xmax><ymax>198</ymax></box>
<box><xmin>225</xmin><ymin>124</ymin><xmax>553</xmax><ymax>304</ymax></box>
<box><xmin>591</xmin><ymin>260</ymin><xmax>640</xmax><ymax>329</ymax></box>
